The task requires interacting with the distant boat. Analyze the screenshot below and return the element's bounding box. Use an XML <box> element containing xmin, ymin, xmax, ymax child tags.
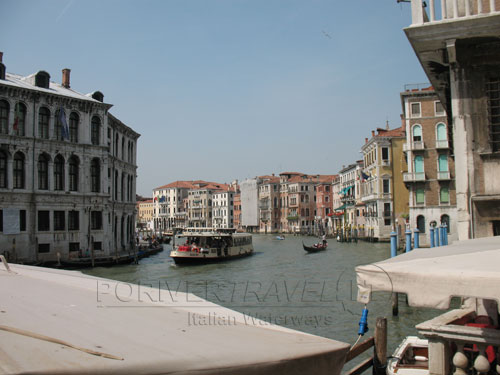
<box><xmin>170</xmin><ymin>228</ymin><xmax>253</xmax><ymax>265</ymax></box>
<box><xmin>303</xmin><ymin>241</ymin><xmax>328</xmax><ymax>253</ymax></box>
<box><xmin>276</xmin><ymin>236</ymin><xmax>285</xmax><ymax>240</ymax></box>
<box><xmin>58</xmin><ymin>254</ymin><xmax>136</xmax><ymax>269</ymax></box>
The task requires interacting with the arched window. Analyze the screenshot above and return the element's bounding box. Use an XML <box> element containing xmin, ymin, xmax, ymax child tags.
<box><xmin>130</xmin><ymin>143</ymin><xmax>134</xmax><ymax>163</ymax></box>
<box><xmin>69</xmin><ymin>155</ymin><xmax>79</xmax><ymax>192</ymax></box>
<box><xmin>14</xmin><ymin>102</ymin><xmax>26</xmax><ymax>136</ymax></box>
<box><xmin>0</xmin><ymin>100</ymin><xmax>9</xmax><ymax>134</ymax></box>
<box><xmin>129</xmin><ymin>176</ymin><xmax>133</xmax><ymax>201</ymax></box>
<box><xmin>438</xmin><ymin>154</ymin><xmax>448</xmax><ymax>172</ymax></box>
<box><xmin>55</xmin><ymin>109</ymin><xmax>65</xmax><ymax>141</ymax></box>
<box><xmin>436</xmin><ymin>123</ymin><xmax>447</xmax><ymax>142</ymax></box>
<box><xmin>417</xmin><ymin>215</ymin><xmax>425</xmax><ymax>233</ymax></box>
<box><xmin>441</xmin><ymin>214</ymin><xmax>450</xmax><ymax>233</ymax></box>
<box><xmin>440</xmin><ymin>186</ymin><xmax>450</xmax><ymax>204</ymax></box>
<box><xmin>54</xmin><ymin>154</ymin><xmax>65</xmax><ymax>191</ymax></box>
<box><xmin>38</xmin><ymin>107</ymin><xmax>50</xmax><ymax>139</ymax></box>
<box><xmin>414</xmin><ymin>155</ymin><xmax>424</xmax><ymax>179</ymax></box>
<box><xmin>121</xmin><ymin>173</ymin><xmax>125</xmax><ymax>201</ymax></box>
<box><xmin>114</xmin><ymin>170</ymin><xmax>118</xmax><ymax>200</ymax></box>
<box><xmin>0</xmin><ymin>150</ymin><xmax>7</xmax><ymax>188</ymax></box>
<box><xmin>121</xmin><ymin>138</ymin><xmax>125</xmax><ymax>161</ymax></box>
<box><xmin>91</xmin><ymin>158</ymin><xmax>100</xmax><ymax>193</ymax></box>
<box><xmin>412</xmin><ymin>124</ymin><xmax>422</xmax><ymax>142</ymax></box>
<box><xmin>69</xmin><ymin>112</ymin><xmax>79</xmax><ymax>143</ymax></box>
<box><xmin>91</xmin><ymin>116</ymin><xmax>100</xmax><ymax>145</ymax></box>
<box><xmin>38</xmin><ymin>154</ymin><xmax>49</xmax><ymax>190</ymax></box>
<box><xmin>115</xmin><ymin>134</ymin><xmax>119</xmax><ymax>157</ymax></box>
<box><xmin>13</xmin><ymin>152</ymin><xmax>25</xmax><ymax>189</ymax></box>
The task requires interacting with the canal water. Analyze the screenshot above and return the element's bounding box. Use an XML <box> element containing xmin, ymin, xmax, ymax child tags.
<box><xmin>83</xmin><ymin>234</ymin><xmax>448</xmax><ymax>357</ymax></box>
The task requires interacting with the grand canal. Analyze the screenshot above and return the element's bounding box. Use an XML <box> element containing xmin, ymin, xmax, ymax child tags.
<box><xmin>83</xmin><ymin>234</ymin><xmax>448</xmax><ymax>355</ymax></box>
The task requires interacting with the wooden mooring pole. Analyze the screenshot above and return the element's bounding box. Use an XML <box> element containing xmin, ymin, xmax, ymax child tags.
<box><xmin>373</xmin><ymin>317</ymin><xmax>387</xmax><ymax>375</ymax></box>
<box><xmin>344</xmin><ymin>317</ymin><xmax>388</xmax><ymax>375</ymax></box>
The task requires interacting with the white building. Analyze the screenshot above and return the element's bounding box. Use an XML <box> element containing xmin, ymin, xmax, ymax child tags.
<box><xmin>212</xmin><ymin>190</ymin><xmax>234</xmax><ymax>229</ymax></box>
<box><xmin>0</xmin><ymin>54</ymin><xmax>139</xmax><ymax>264</ymax></box>
<box><xmin>240</xmin><ymin>178</ymin><xmax>259</xmax><ymax>231</ymax></box>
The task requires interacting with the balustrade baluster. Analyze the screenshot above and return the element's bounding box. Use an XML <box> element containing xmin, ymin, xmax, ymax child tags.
<box><xmin>430</xmin><ymin>0</ymin><xmax>436</xmax><ymax>20</ymax></box>
<box><xmin>496</xmin><ymin>348</ymin><xmax>500</xmax><ymax>374</ymax></box>
<box><xmin>452</xmin><ymin>343</ymin><xmax>468</xmax><ymax>375</ymax></box>
<box><xmin>474</xmin><ymin>345</ymin><xmax>490</xmax><ymax>374</ymax></box>
<box><xmin>490</xmin><ymin>0</ymin><xmax>496</xmax><ymax>12</ymax></box>
<box><xmin>478</xmin><ymin>0</ymin><xmax>483</xmax><ymax>14</ymax></box>
<box><xmin>453</xmin><ymin>0</ymin><xmax>459</xmax><ymax>18</ymax></box>
<box><xmin>465</xmin><ymin>0</ymin><xmax>471</xmax><ymax>15</ymax></box>
<box><xmin>442</xmin><ymin>0</ymin><xmax>448</xmax><ymax>18</ymax></box>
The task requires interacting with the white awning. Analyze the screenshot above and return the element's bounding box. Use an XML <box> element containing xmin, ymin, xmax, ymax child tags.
<box><xmin>356</xmin><ymin>236</ymin><xmax>500</xmax><ymax>311</ymax></box>
<box><xmin>0</xmin><ymin>264</ymin><xmax>349</xmax><ymax>375</ymax></box>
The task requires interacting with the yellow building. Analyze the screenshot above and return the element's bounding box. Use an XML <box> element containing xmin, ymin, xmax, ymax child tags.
<box><xmin>137</xmin><ymin>199</ymin><xmax>154</xmax><ymax>231</ymax></box>
<box><xmin>360</xmin><ymin>124</ymin><xmax>408</xmax><ymax>241</ymax></box>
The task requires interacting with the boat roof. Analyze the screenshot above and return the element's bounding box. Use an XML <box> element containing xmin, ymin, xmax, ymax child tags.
<box><xmin>0</xmin><ymin>263</ymin><xmax>349</xmax><ymax>374</ymax></box>
<box><xmin>180</xmin><ymin>228</ymin><xmax>250</xmax><ymax>237</ymax></box>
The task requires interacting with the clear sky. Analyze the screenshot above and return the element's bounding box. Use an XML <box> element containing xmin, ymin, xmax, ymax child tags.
<box><xmin>0</xmin><ymin>0</ymin><xmax>428</xmax><ymax>196</ymax></box>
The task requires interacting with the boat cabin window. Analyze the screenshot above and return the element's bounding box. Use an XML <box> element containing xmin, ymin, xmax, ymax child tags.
<box><xmin>233</xmin><ymin>236</ymin><xmax>252</xmax><ymax>246</ymax></box>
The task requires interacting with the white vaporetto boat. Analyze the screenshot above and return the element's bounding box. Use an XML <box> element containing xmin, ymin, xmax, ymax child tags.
<box><xmin>170</xmin><ymin>228</ymin><xmax>253</xmax><ymax>264</ymax></box>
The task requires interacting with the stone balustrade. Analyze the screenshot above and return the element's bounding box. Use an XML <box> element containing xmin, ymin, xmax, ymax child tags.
<box><xmin>416</xmin><ymin>308</ymin><xmax>500</xmax><ymax>374</ymax></box>
<box><xmin>410</xmin><ymin>0</ymin><xmax>499</xmax><ymax>25</ymax></box>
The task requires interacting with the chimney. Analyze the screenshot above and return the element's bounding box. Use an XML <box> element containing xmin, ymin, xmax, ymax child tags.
<box><xmin>365</xmin><ymin>137</ymin><xmax>368</xmax><ymax>144</ymax></box>
<box><xmin>62</xmin><ymin>68</ymin><xmax>71</xmax><ymax>88</ymax></box>
<box><xmin>371</xmin><ymin>130</ymin><xmax>375</xmax><ymax>137</ymax></box>
<box><xmin>0</xmin><ymin>52</ymin><xmax>3</xmax><ymax>63</ymax></box>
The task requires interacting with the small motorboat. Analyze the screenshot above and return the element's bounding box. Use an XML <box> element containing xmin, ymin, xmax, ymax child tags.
<box><xmin>387</xmin><ymin>336</ymin><xmax>429</xmax><ymax>375</ymax></box>
<box><xmin>276</xmin><ymin>236</ymin><xmax>285</xmax><ymax>240</ymax></box>
<box><xmin>302</xmin><ymin>241</ymin><xmax>327</xmax><ymax>253</ymax></box>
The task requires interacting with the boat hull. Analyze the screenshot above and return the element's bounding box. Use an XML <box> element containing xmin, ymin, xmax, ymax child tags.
<box><xmin>171</xmin><ymin>251</ymin><xmax>253</xmax><ymax>264</ymax></box>
<box><xmin>303</xmin><ymin>242</ymin><xmax>328</xmax><ymax>252</ymax></box>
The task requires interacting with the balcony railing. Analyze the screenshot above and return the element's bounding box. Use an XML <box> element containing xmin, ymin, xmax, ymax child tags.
<box><xmin>403</xmin><ymin>141</ymin><xmax>426</xmax><ymax>152</ymax></box>
<box><xmin>410</xmin><ymin>0</ymin><xmax>499</xmax><ymax>25</ymax></box>
<box><xmin>437</xmin><ymin>171</ymin><xmax>451</xmax><ymax>180</ymax></box>
<box><xmin>404</xmin><ymin>172</ymin><xmax>426</xmax><ymax>182</ymax></box>
<box><xmin>361</xmin><ymin>193</ymin><xmax>378</xmax><ymax>202</ymax></box>
<box><xmin>436</xmin><ymin>139</ymin><xmax>449</xmax><ymax>149</ymax></box>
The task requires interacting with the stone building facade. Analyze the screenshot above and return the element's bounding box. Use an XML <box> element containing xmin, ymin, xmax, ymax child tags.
<box><xmin>401</xmin><ymin>87</ymin><xmax>457</xmax><ymax>245</ymax></box>
<box><xmin>405</xmin><ymin>0</ymin><xmax>500</xmax><ymax>240</ymax></box>
<box><xmin>0</xmin><ymin>55</ymin><xmax>139</xmax><ymax>263</ymax></box>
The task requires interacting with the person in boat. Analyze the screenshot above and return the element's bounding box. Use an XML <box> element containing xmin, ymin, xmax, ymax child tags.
<box><xmin>322</xmin><ymin>234</ymin><xmax>326</xmax><ymax>246</ymax></box>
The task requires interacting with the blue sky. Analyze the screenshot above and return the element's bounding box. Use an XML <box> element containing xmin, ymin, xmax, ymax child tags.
<box><xmin>0</xmin><ymin>0</ymin><xmax>428</xmax><ymax>196</ymax></box>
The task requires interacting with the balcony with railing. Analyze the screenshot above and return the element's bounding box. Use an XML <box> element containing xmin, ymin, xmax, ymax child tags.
<box><xmin>437</xmin><ymin>171</ymin><xmax>451</xmax><ymax>180</ymax></box>
<box><xmin>404</xmin><ymin>172</ymin><xmax>426</xmax><ymax>182</ymax></box>
<box><xmin>436</xmin><ymin>139</ymin><xmax>450</xmax><ymax>149</ymax></box>
<box><xmin>409</xmin><ymin>0</ymin><xmax>499</xmax><ymax>26</ymax></box>
<box><xmin>403</xmin><ymin>141</ymin><xmax>426</xmax><ymax>152</ymax></box>
<box><xmin>259</xmin><ymin>199</ymin><xmax>270</xmax><ymax>210</ymax></box>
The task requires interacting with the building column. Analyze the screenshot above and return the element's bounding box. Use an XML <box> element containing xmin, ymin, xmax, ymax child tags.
<box><xmin>448</xmin><ymin>42</ymin><xmax>473</xmax><ymax>241</ymax></box>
